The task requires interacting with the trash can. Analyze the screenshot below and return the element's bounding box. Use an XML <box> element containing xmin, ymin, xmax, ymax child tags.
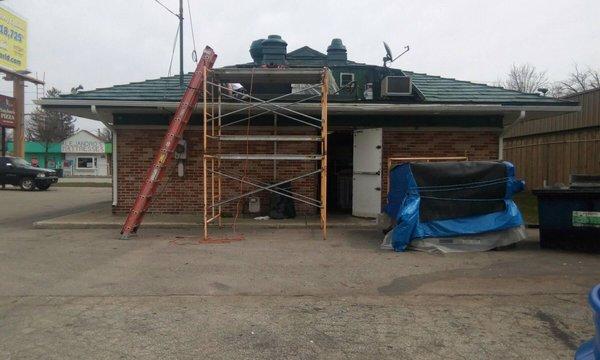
<box><xmin>532</xmin><ymin>188</ymin><xmax>600</xmax><ymax>252</ymax></box>
<box><xmin>575</xmin><ymin>283</ymin><xmax>600</xmax><ymax>360</ymax></box>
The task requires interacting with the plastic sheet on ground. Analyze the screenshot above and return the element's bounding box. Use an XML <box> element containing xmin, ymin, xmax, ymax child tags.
<box><xmin>381</xmin><ymin>225</ymin><xmax>527</xmax><ymax>253</ymax></box>
<box><xmin>383</xmin><ymin>161</ymin><xmax>526</xmax><ymax>252</ymax></box>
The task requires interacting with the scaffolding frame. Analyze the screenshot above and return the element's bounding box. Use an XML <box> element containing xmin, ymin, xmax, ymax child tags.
<box><xmin>203</xmin><ymin>68</ymin><xmax>329</xmax><ymax>240</ymax></box>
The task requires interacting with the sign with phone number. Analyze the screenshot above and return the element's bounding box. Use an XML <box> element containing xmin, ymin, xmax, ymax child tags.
<box><xmin>0</xmin><ymin>6</ymin><xmax>27</xmax><ymax>71</ymax></box>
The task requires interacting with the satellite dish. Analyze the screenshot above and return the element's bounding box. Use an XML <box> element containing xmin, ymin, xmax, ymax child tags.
<box><xmin>383</xmin><ymin>42</ymin><xmax>393</xmax><ymax>62</ymax></box>
<box><xmin>382</xmin><ymin>42</ymin><xmax>410</xmax><ymax>67</ymax></box>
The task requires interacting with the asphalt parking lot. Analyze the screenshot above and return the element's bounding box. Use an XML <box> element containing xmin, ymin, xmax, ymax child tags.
<box><xmin>0</xmin><ymin>186</ymin><xmax>598</xmax><ymax>359</ymax></box>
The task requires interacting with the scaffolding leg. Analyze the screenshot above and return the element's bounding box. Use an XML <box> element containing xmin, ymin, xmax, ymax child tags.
<box><xmin>320</xmin><ymin>68</ymin><xmax>328</xmax><ymax>240</ymax></box>
<box><xmin>203</xmin><ymin>156</ymin><xmax>208</xmax><ymax>240</ymax></box>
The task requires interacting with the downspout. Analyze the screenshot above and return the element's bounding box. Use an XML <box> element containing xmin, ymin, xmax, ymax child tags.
<box><xmin>499</xmin><ymin>110</ymin><xmax>526</xmax><ymax>160</ymax></box>
<box><xmin>91</xmin><ymin>105</ymin><xmax>118</xmax><ymax>207</ymax></box>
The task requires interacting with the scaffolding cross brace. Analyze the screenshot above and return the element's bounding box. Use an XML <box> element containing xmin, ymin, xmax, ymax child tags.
<box><xmin>203</xmin><ymin>67</ymin><xmax>329</xmax><ymax>240</ymax></box>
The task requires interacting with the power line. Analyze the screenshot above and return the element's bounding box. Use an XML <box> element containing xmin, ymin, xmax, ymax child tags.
<box><xmin>152</xmin><ymin>0</ymin><xmax>179</xmax><ymax>18</ymax></box>
<box><xmin>167</xmin><ymin>24</ymin><xmax>180</xmax><ymax>77</ymax></box>
<box><xmin>186</xmin><ymin>0</ymin><xmax>197</xmax><ymax>62</ymax></box>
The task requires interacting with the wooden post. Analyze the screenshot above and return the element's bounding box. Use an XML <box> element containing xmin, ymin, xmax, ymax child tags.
<box><xmin>217</xmin><ymin>82</ymin><xmax>222</xmax><ymax>227</ymax></box>
<box><xmin>320</xmin><ymin>69</ymin><xmax>328</xmax><ymax>240</ymax></box>
<box><xmin>13</xmin><ymin>79</ymin><xmax>24</xmax><ymax>158</ymax></box>
<box><xmin>203</xmin><ymin>67</ymin><xmax>208</xmax><ymax>240</ymax></box>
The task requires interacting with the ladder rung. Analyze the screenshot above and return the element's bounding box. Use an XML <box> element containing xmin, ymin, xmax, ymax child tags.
<box><xmin>215</xmin><ymin>154</ymin><xmax>323</xmax><ymax>161</ymax></box>
<box><xmin>217</xmin><ymin>135</ymin><xmax>322</xmax><ymax>142</ymax></box>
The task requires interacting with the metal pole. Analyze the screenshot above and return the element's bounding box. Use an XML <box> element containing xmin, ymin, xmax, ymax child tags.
<box><xmin>273</xmin><ymin>114</ymin><xmax>277</xmax><ymax>181</ymax></box>
<box><xmin>179</xmin><ymin>0</ymin><xmax>184</xmax><ymax>87</ymax></box>
<box><xmin>1</xmin><ymin>126</ymin><xmax>5</xmax><ymax>156</ymax></box>
<box><xmin>203</xmin><ymin>67</ymin><xmax>208</xmax><ymax>239</ymax></box>
<box><xmin>210</xmin><ymin>169</ymin><xmax>323</xmax><ymax>209</ymax></box>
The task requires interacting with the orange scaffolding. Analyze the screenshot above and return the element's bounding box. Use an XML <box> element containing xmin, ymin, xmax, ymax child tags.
<box><xmin>202</xmin><ymin>67</ymin><xmax>330</xmax><ymax>240</ymax></box>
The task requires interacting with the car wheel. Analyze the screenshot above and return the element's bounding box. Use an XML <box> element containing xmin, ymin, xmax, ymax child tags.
<box><xmin>37</xmin><ymin>184</ymin><xmax>51</xmax><ymax>191</ymax></box>
<box><xmin>19</xmin><ymin>177</ymin><xmax>36</xmax><ymax>191</ymax></box>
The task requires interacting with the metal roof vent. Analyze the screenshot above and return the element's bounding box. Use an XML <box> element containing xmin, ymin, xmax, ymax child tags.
<box><xmin>261</xmin><ymin>35</ymin><xmax>287</xmax><ymax>67</ymax></box>
<box><xmin>327</xmin><ymin>38</ymin><xmax>347</xmax><ymax>65</ymax></box>
<box><xmin>249</xmin><ymin>39</ymin><xmax>265</xmax><ymax>65</ymax></box>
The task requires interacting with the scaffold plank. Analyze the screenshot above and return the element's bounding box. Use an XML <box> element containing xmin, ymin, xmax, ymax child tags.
<box><xmin>216</xmin><ymin>135</ymin><xmax>322</xmax><ymax>142</ymax></box>
<box><xmin>213</xmin><ymin>154</ymin><xmax>323</xmax><ymax>161</ymax></box>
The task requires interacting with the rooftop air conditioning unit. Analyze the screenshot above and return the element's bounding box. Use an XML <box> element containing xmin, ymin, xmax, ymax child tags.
<box><xmin>381</xmin><ymin>76</ymin><xmax>412</xmax><ymax>96</ymax></box>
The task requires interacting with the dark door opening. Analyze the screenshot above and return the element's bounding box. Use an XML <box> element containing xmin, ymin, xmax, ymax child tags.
<box><xmin>327</xmin><ymin>131</ymin><xmax>353</xmax><ymax>213</ymax></box>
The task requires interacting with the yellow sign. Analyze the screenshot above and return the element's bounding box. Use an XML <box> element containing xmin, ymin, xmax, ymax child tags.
<box><xmin>0</xmin><ymin>6</ymin><xmax>26</xmax><ymax>71</ymax></box>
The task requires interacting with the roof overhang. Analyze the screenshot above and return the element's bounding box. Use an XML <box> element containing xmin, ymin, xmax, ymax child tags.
<box><xmin>35</xmin><ymin>98</ymin><xmax>581</xmax><ymax>126</ymax></box>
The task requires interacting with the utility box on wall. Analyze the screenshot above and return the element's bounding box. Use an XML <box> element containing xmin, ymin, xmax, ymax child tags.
<box><xmin>248</xmin><ymin>197</ymin><xmax>261</xmax><ymax>213</ymax></box>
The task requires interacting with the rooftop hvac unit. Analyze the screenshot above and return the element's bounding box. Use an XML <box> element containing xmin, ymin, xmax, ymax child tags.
<box><xmin>381</xmin><ymin>76</ymin><xmax>412</xmax><ymax>97</ymax></box>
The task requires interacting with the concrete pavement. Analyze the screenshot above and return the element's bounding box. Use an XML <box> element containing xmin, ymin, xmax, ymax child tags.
<box><xmin>0</xmin><ymin>187</ymin><xmax>598</xmax><ymax>359</ymax></box>
<box><xmin>33</xmin><ymin>207</ymin><xmax>377</xmax><ymax>229</ymax></box>
<box><xmin>0</xmin><ymin>186</ymin><xmax>111</xmax><ymax>230</ymax></box>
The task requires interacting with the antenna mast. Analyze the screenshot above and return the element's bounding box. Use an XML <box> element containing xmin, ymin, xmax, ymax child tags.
<box><xmin>179</xmin><ymin>0</ymin><xmax>184</xmax><ymax>86</ymax></box>
<box><xmin>383</xmin><ymin>42</ymin><xmax>410</xmax><ymax>67</ymax></box>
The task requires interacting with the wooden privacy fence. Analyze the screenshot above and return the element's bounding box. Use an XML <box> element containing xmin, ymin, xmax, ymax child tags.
<box><xmin>503</xmin><ymin>128</ymin><xmax>600</xmax><ymax>189</ymax></box>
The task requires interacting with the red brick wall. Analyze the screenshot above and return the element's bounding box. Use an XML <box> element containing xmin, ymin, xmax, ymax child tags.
<box><xmin>381</xmin><ymin>130</ymin><xmax>499</xmax><ymax>203</ymax></box>
<box><xmin>114</xmin><ymin>127</ymin><xmax>319</xmax><ymax>215</ymax></box>
<box><xmin>114</xmin><ymin>127</ymin><xmax>499</xmax><ymax>214</ymax></box>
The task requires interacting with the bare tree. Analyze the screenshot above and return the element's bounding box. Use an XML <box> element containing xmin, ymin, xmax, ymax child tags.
<box><xmin>502</xmin><ymin>63</ymin><xmax>549</xmax><ymax>93</ymax></box>
<box><xmin>548</xmin><ymin>82</ymin><xmax>567</xmax><ymax>98</ymax></box>
<box><xmin>26</xmin><ymin>88</ymin><xmax>77</xmax><ymax>167</ymax></box>
<box><xmin>96</xmin><ymin>126</ymin><xmax>112</xmax><ymax>142</ymax></box>
<box><xmin>554</xmin><ymin>64</ymin><xmax>600</xmax><ymax>97</ymax></box>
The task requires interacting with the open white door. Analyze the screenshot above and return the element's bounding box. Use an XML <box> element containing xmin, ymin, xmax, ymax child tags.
<box><xmin>352</xmin><ymin>128</ymin><xmax>382</xmax><ymax>217</ymax></box>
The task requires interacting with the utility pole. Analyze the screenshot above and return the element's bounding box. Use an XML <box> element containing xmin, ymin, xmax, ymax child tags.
<box><xmin>0</xmin><ymin>67</ymin><xmax>44</xmax><ymax>158</ymax></box>
<box><xmin>12</xmin><ymin>78</ymin><xmax>24</xmax><ymax>157</ymax></box>
<box><xmin>179</xmin><ymin>0</ymin><xmax>184</xmax><ymax>87</ymax></box>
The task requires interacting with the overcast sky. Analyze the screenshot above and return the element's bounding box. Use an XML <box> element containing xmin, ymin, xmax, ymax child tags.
<box><xmin>1</xmin><ymin>0</ymin><xmax>599</xmax><ymax>132</ymax></box>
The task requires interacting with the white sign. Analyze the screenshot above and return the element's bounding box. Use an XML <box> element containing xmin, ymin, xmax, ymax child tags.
<box><xmin>61</xmin><ymin>131</ymin><xmax>105</xmax><ymax>154</ymax></box>
<box><xmin>573</xmin><ymin>211</ymin><xmax>600</xmax><ymax>228</ymax></box>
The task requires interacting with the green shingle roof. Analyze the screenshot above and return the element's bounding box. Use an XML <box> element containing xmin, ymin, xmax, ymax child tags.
<box><xmin>56</xmin><ymin>46</ymin><xmax>571</xmax><ymax>106</ymax></box>
<box><xmin>404</xmin><ymin>71</ymin><xmax>564</xmax><ymax>105</ymax></box>
<box><xmin>60</xmin><ymin>73</ymin><xmax>193</xmax><ymax>102</ymax></box>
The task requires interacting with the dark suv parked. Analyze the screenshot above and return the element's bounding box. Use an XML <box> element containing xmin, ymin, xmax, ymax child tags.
<box><xmin>0</xmin><ymin>156</ymin><xmax>59</xmax><ymax>190</ymax></box>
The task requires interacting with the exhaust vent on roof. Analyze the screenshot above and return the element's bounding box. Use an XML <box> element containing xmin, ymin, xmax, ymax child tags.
<box><xmin>327</xmin><ymin>38</ymin><xmax>347</xmax><ymax>65</ymax></box>
<box><xmin>261</xmin><ymin>35</ymin><xmax>287</xmax><ymax>67</ymax></box>
<box><xmin>381</xmin><ymin>76</ymin><xmax>412</xmax><ymax>97</ymax></box>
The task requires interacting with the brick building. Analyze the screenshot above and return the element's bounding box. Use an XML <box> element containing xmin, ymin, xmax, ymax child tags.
<box><xmin>38</xmin><ymin>36</ymin><xmax>578</xmax><ymax>217</ymax></box>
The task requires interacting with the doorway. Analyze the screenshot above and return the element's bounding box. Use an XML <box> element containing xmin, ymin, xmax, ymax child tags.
<box><xmin>327</xmin><ymin>131</ymin><xmax>353</xmax><ymax>213</ymax></box>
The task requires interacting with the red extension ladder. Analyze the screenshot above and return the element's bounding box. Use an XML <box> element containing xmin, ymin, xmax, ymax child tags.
<box><xmin>120</xmin><ymin>46</ymin><xmax>217</xmax><ymax>239</ymax></box>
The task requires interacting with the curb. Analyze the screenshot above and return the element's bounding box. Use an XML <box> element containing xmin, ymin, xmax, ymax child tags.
<box><xmin>33</xmin><ymin>221</ymin><xmax>379</xmax><ymax>230</ymax></box>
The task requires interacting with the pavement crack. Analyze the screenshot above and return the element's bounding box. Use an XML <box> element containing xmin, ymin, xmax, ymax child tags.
<box><xmin>535</xmin><ymin>310</ymin><xmax>579</xmax><ymax>350</ymax></box>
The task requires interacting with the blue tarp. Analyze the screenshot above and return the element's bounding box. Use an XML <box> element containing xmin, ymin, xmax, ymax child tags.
<box><xmin>384</xmin><ymin>161</ymin><xmax>525</xmax><ymax>252</ymax></box>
